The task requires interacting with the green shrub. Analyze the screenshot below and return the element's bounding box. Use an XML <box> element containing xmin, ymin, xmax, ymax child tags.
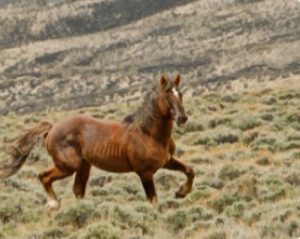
<box><xmin>250</xmin><ymin>136</ymin><xmax>278</xmax><ymax>152</ymax></box>
<box><xmin>285</xmin><ymin>172</ymin><xmax>300</xmax><ymax>186</ymax></box>
<box><xmin>237</xmin><ymin>177</ymin><xmax>258</xmax><ymax>201</ymax></box>
<box><xmin>260</xmin><ymin>188</ymin><xmax>286</xmax><ymax>203</ymax></box>
<box><xmin>193</xmin><ymin>136</ymin><xmax>215</xmax><ymax>146</ymax></box>
<box><xmin>0</xmin><ymin>196</ymin><xmax>34</xmax><ymax>224</ymax></box>
<box><xmin>208</xmin><ymin>117</ymin><xmax>232</xmax><ymax>128</ymax></box>
<box><xmin>117</xmin><ymin>207</ymin><xmax>155</xmax><ymax>235</ymax></box>
<box><xmin>79</xmin><ymin>223</ymin><xmax>120</xmax><ymax>239</ymax></box>
<box><xmin>208</xmin><ymin>193</ymin><xmax>239</xmax><ymax>213</ymax></box>
<box><xmin>286</xmin><ymin>220</ymin><xmax>299</xmax><ymax>237</ymax></box>
<box><xmin>225</xmin><ymin>202</ymin><xmax>245</xmax><ymax>218</ymax></box>
<box><xmin>219</xmin><ymin>165</ymin><xmax>245</xmax><ymax>180</ymax></box>
<box><xmin>204</xmin><ymin>231</ymin><xmax>227</xmax><ymax>239</ymax></box>
<box><xmin>264</xmin><ymin>175</ymin><xmax>284</xmax><ymax>186</ymax></box>
<box><xmin>242</xmin><ymin>131</ymin><xmax>259</xmax><ymax>144</ymax></box>
<box><xmin>244</xmin><ymin>211</ymin><xmax>261</xmax><ymax>225</ymax></box>
<box><xmin>260</xmin><ymin>114</ymin><xmax>274</xmax><ymax>121</ymax></box>
<box><xmin>55</xmin><ymin>201</ymin><xmax>100</xmax><ymax>228</ymax></box>
<box><xmin>279</xmin><ymin>141</ymin><xmax>300</xmax><ymax>151</ymax></box>
<box><xmin>188</xmin><ymin>187</ymin><xmax>212</xmax><ymax>202</ymax></box>
<box><xmin>184</xmin><ymin>121</ymin><xmax>204</xmax><ymax>133</ymax></box>
<box><xmin>236</xmin><ymin>118</ymin><xmax>261</xmax><ymax>131</ymax></box>
<box><xmin>0</xmin><ymin>204</ymin><xmax>21</xmax><ymax>224</ymax></box>
<box><xmin>221</xmin><ymin>94</ymin><xmax>239</xmax><ymax>103</ymax></box>
<box><xmin>262</xmin><ymin>97</ymin><xmax>277</xmax><ymax>105</ymax></box>
<box><xmin>166</xmin><ymin>207</ymin><xmax>212</xmax><ymax>232</ymax></box>
<box><xmin>193</xmin><ymin>131</ymin><xmax>240</xmax><ymax>146</ymax></box>
<box><xmin>256</xmin><ymin>157</ymin><xmax>270</xmax><ymax>166</ymax></box>
<box><xmin>286</xmin><ymin>112</ymin><xmax>300</xmax><ymax>123</ymax></box>
<box><xmin>42</xmin><ymin>228</ymin><xmax>68</xmax><ymax>239</ymax></box>
<box><xmin>214</xmin><ymin>133</ymin><xmax>239</xmax><ymax>144</ymax></box>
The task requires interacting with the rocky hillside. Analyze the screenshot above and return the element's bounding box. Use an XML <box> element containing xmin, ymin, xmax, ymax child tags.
<box><xmin>0</xmin><ymin>0</ymin><xmax>299</xmax><ymax>114</ymax></box>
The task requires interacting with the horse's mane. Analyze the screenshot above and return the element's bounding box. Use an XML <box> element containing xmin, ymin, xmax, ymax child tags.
<box><xmin>123</xmin><ymin>86</ymin><xmax>159</xmax><ymax>134</ymax></box>
<box><xmin>123</xmin><ymin>80</ymin><xmax>173</xmax><ymax>134</ymax></box>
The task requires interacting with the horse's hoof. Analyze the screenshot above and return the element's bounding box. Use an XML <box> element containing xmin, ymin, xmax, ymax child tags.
<box><xmin>46</xmin><ymin>199</ymin><xmax>60</xmax><ymax>211</ymax></box>
<box><xmin>175</xmin><ymin>185</ymin><xmax>190</xmax><ymax>198</ymax></box>
<box><xmin>151</xmin><ymin>197</ymin><xmax>158</xmax><ymax>208</ymax></box>
<box><xmin>175</xmin><ymin>190</ymin><xmax>186</xmax><ymax>198</ymax></box>
<box><xmin>148</xmin><ymin>196</ymin><xmax>157</xmax><ymax>208</ymax></box>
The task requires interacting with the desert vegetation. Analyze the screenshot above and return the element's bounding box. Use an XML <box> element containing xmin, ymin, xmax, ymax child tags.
<box><xmin>0</xmin><ymin>78</ymin><xmax>300</xmax><ymax>239</ymax></box>
<box><xmin>1</xmin><ymin>0</ymin><xmax>300</xmax><ymax>238</ymax></box>
<box><xmin>0</xmin><ymin>0</ymin><xmax>299</xmax><ymax>114</ymax></box>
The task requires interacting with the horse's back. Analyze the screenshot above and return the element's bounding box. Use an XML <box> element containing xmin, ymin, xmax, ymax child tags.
<box><xmin>45</xmin><ymin>115</ymin><xmax>132</xmax><ymax>172</ymax></box>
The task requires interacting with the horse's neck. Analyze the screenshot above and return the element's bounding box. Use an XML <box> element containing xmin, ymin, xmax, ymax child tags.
<box><xmin>129</xmin><ymin>98</ymin><xmax>173</xmax><ymax>146</ymax></box>
<box><xmin>149</xmin><ymin>116</ymin><xmax>173</xmax><ymax>146</ymax></box>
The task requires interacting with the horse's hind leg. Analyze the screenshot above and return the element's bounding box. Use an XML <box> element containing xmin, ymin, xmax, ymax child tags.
<box><xmin>73</xmin><ymin>160</ymin><xmax>91</xmax><ymax>199</ymax></box>
<box><xmin>163</xmin><ymin>158</ymin><xmax>194</xmax><ymax>198</ymax></box>
<box><xmin>38</xmin><ymin>166</ymin><xmax>74</xmax><ymax>210</ymax></box>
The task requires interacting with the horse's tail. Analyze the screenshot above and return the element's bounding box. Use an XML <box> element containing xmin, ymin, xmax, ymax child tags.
<box><xmin>0</xmin><ymin>121</ymin><xmax>53</xmax><ymax>179</ymax></box>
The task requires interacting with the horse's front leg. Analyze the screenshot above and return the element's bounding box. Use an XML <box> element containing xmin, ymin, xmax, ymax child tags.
<box><xmin>138</xmin><ymin>171</ymin><xmax>157</xmax><ymax>206</ymax></box>
<box><xmin>163</xmin><ymin>158</ymin><xmax>194</xmax><ymax>198</ymax></box>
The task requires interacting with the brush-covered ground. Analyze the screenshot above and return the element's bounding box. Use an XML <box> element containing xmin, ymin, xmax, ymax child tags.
<box><xmin>1</xmin><ymin>0</ymin><xmax>299</xmax><ymax>114</ymax></box>
<box><xmin>0</xmin><ymin>77</ymin><xmax>300</xmax><ymax>239</ymax></box>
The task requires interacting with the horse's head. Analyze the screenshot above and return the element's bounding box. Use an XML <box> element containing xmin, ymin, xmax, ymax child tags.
<box><xmin>157</xmin><ymin>74</ymin><xmax>188</xmax><ymax>126</ymax></box>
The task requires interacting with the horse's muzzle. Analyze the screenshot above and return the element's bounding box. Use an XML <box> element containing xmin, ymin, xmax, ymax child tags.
<box><xmin>176</xmin><ymin>114</ymin><xmax>188</xmax><ymax>126</ymax></box>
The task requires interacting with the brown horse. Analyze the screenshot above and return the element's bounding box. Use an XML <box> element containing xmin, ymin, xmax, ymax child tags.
<box><xmin>0</xmin><ymin>74</ymin><xmax>194</xmax><ymax>210</ymax></box>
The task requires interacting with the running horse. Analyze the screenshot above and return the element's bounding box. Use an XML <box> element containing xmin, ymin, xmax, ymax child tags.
<box><xmin>0</xmin><ymin>74</ymin><xmax>194</xmax><ymax>210</ymax></box>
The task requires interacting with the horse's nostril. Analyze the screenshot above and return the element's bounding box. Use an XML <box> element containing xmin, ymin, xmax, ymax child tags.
<box><xmin>178</xmin><ymin>115</ymin><xmax>188</xmax><ymax>124</ymax></box>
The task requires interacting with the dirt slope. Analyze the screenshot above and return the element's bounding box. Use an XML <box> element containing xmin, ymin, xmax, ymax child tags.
<box><xmin>0</xmin><ymin>0</ymin><xmax>299</xmax><ymax>114</ymax></box>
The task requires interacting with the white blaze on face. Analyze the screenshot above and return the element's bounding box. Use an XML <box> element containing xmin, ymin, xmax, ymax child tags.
<box><xmin>172</xmin><ymin>88</ymin><xmax>180</xmax><ymax>100</ymax></box>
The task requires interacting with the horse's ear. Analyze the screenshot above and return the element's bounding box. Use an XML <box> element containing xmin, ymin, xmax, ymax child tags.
<box><xmin>160</xmin><ymin>75</ymin><xmax>168</xmax><ymax>89</ymax></box>
<box><xmin>173</xmin><ymin>74</ymin><xmax>181</xmax><ymax>86</ymax></box>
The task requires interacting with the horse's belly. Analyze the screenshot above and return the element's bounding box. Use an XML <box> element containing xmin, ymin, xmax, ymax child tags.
<box><xmin>83</xmin><ymin>140</ymin><xmax>131</xmax><ymax>173</ymax></box>
<box><xmin>88</xmin><ymin>155</ymin><xmax>132</xmax><ymax>173</ymax></box>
